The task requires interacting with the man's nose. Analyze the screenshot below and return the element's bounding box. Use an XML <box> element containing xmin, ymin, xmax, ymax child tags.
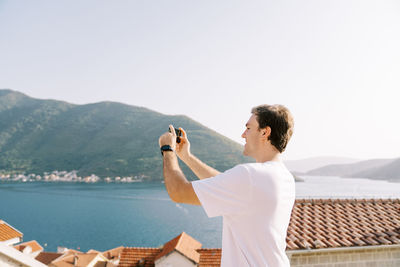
<box><xmin>241</xmin><ymin>131</ymin><xmax>245</xmax><ymax>138</ymax></box>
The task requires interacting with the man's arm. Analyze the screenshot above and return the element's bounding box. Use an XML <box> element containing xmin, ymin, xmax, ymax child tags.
<box><xmin>176</xmin><ymin>128</ymin><xmax>221</xmax><ymax>179</ymax></box>
<box><xmin>162</xmin><ymin>151</ymin><xmax>200</xmax><ymax>205</ymax></box>
<box><xmin>159</xmin><ymin>125</ymin><xmax>200</xmax><ymax>205</ymax></box>
<box><xmin>180</xmin><ymin>153</ymin><xmax>220</xmax><ymax>180</ymax></box>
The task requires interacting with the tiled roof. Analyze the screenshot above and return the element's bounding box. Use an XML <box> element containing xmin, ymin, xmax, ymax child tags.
<box><xmin>118</xmin><ymin>248</ymin><xmax>221</xmax><ymax>267</ymax></box>
<box><xmin>154</xmin><ymin>232</ymin><xmax>202</xmax><ymax>263</ymax></box>
<box><xmin>119</xmin><ymin>248</ymin><xmax>162</xmax><ymax>267</ymax></box>
<box><xmin>119</xmin><ymin>233</ymin><xmax>203</xmax><ymax>267</ymax></box>
<box><xmin>0</xmin><ymin>219</ymin><xmax>23</xmax><ymax>241</ymax></box>
<box><xmin>35</xmin><ymin>252</ymin><xmax>63</xmax><ymax>265</ymax></box>
<box><xmin>286</xmin><ymin>199</ymin><xmax>400</xmax><ymax>250</ymax></box>
<box><xmin>198</xmin><ymin>249</ymin><xmax>222</xmax><ymax>267</ymax></box>
<box><xmin>14</xmin><ymin>240</ymin><xmax>44</xmax><ymax>253</ymax></box>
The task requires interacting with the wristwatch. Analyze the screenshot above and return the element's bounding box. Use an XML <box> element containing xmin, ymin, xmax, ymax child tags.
<box><xmin>160</xmin><ymin>145</ymin><xmax>174</xmax><ymax>156</ymax></box>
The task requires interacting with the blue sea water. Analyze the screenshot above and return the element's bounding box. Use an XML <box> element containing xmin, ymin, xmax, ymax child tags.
<box><xmin>0</xmin><ymin>182</ymin><xmax>222</xmax><ymax>252</ymax></box>
<box><xmin>1</xmin><ymin>176</ymin><xmax>400</xmax><ymax>253</ymax></box>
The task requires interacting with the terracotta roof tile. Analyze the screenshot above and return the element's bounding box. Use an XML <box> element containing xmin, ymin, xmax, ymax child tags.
<box><xmin>286</xmin><ymin>199</ymin><xmax>400</xmax><ymax>250</ymax></box>
<box><xmin>0</xmin><ymin>219</ymin><xmax>23</xmax><ymax>241</ymax></box>
<box><xmin>119</xmin><ymin>247</ymin><xmax>221</xmax><ymax>267</ymax></box>
<box><xmin>14</xmin><ymin>240</ymin><xmax>44</xmax><ymax>253</ymax></box>
<box><xmin>35</xmin><ymin>252</ymin><xmax>63</xmax><ymax>265</ymax></box>
<box><xmin>197</xmin><ymin>249</ymin><xmax>222</xmax><ymax>267</ymax></box>
<box><xmin>119</xmin><ymin>248</ymin><xmax>161</xmax><ymax>267</ymax></box>
<box><xmin>154</xmin><ymin>232</ymin><xmax>202</xmax><ymax>263</ymax></box>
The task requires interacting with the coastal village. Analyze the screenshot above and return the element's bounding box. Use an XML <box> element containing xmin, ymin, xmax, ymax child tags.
<box><xmin>0</xmin><ymin>171</ymin><xmax>146</xmax><ymax>183</ymax></box>
<box><xmin>1</xmin><ymin>199</ymin><xmax>399</xmax><ymax>266</ymax></box>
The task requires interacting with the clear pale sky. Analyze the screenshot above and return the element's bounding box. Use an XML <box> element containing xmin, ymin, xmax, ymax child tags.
<box><xmin>1</xmin><ymin>1</ymin><xmax>399</xmax><ymax>161</ymax></box>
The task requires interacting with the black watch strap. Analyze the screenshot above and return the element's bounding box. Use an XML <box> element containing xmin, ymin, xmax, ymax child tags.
<box><xmin>160</xmin><ymin>145</ymin><xmax>174</xmax><ymax>156</ymax></box>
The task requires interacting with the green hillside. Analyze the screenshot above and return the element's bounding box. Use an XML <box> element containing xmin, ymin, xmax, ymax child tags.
<box><xmin>0</xmin><ymin>89</ymin><xmax>251</xmax><ymax>180</ymax></box>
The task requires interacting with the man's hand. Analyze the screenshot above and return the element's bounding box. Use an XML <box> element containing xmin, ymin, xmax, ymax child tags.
<box><xmin>176</xmin><ymin>128</ymin><xmax>191</xmax><ymax>161</ymax></box>
<box><xmin>160</xmin><ymin>124</ymin><xmax>219</xmax><ymax>180</ymax></box>
<box><xmin>159</xmin><ymin>125</ymin><xmax>177</xmax><ymax>149</ymax></box>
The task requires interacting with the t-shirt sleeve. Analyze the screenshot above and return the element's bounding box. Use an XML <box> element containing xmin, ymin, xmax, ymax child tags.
<box><xmin>192</xmin><ymin>164</ymin><xmax>252</xmax><ymax>218</ymax></box>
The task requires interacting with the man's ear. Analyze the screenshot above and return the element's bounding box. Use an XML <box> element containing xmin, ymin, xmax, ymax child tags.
<box><xmin>261</xmin><ymin>126</ymin><xmax>271</xmax><ymax>140</ymax></box>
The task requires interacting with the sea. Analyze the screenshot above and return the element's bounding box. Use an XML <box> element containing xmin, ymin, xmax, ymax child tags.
<box><xmin>1</xmin><ymin>176</ymin><xmax>400</xmax><ymax>252</ymax></box>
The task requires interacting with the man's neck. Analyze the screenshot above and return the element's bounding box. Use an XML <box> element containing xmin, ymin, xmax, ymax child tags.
<box><xmin>255</xmin><ymin>154</ymin><xmax>281</xmax><ymax>163</ymax></box>
<box><xmin>254</xmin><ymin>146</ymin><xmax>281</xmax><ymax>163</ymax></box>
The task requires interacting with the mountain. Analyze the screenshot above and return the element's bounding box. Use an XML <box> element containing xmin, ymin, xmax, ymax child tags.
<box><xmin>306</xmin><ymin>158</ymin><xmax>400</xmax><ymax>182</ymax></box>
<box><xmin>284</xmin><ymin>156</ymin><xmax>360</xmax><ymax>173</ymax></box>
<box><xmin>350</xmin><ymin>158</ymin><xmax>400</xmax><ymax>181</ymax></box>
<box><xmin>0</xmin><ymin>89</ymin><xmax>252</xmax><ymax>180</ymax></box>
<box><xmin>306</xmin><ymin>158</ymin><xmax>395</xmax><ymax>176</ymax></box>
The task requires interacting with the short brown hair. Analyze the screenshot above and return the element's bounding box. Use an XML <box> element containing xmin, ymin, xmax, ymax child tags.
<box><xmin>251</xmin><ymin>104</ymin><xmax>294</xmax><ymax>153</ymax></box>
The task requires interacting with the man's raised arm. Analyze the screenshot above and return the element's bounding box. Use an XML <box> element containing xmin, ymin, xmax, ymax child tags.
<box><xmin>175</xmin><ymin>128</ymin><xmax>221</xmax><ymax>180</ymax></box>
<box><xmin>159</xmin><ymin>125</ymin><xmax>200</xmax><ymax>205</ymax></box>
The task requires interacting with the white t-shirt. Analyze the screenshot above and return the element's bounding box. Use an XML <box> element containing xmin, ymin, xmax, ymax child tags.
<box><xmin>192</xmin><ymin>161</ymin><xmax>295</xmax><ymax>267</ymax></box>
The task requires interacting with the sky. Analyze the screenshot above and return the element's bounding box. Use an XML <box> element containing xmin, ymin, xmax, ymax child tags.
<box><xmin>0</xmin><ymin>0</ymin><xmax>399</xmax><ymax>161</ymax></box>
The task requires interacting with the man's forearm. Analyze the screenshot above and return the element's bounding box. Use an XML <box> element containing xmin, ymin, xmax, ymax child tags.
<box><xmin>163</xmin><ymin>152</ymin><xmax>189</xmax><ymax>202</ymax></box>
<box><xmin>181</xmin><ymin>153</ymin><xmax>221</xmax><ymax>180</ymax></box>
<box><xmin>163</xmin><ymin>152</ymin><xmax>200</xmax><ymax>205</ymax></box>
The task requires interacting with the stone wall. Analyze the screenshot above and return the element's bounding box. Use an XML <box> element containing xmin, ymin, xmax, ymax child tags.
<box><xmin>287</xmin><ymin>246</ymin><xmax>400</xmax><ymax>267</ymax></box>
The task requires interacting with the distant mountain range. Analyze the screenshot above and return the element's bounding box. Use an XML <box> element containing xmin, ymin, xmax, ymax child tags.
<box><xmin>0</xmin><ymin>89</ymin><xmax>252</xmax><ymax>180</ymax></box>
<box><xmin>284</xmin><ymin>156</ymin><xmax>360</xmax><ymax>173</ymax></box>
<box><xmin>286</xmin><ymin>157</ymin><xmax>400</xmax><ymax>182</ymax></box>
<box><xmin>2</xmin><ymin>89</ymin><xmax>398</xmax><ymax>182</ymax></box>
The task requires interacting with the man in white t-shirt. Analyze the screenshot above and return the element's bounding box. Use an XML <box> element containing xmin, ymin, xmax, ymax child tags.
<box><xmin>158</xmin><ymin>104</ymin><xmax>295</xmax><ymax>267</ymax></box>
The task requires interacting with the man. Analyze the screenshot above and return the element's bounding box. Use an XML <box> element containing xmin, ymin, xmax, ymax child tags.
<box><xmin>158</xmin><ymin>104</ymin><xmax>295</xmax><ymax>267</ymax></box>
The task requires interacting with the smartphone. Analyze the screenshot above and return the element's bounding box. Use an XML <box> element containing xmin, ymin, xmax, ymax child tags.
<box><xmin>169</xmin><ymin>127</ymin><xmax>182</xmax><ymax>143</ymax></box>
